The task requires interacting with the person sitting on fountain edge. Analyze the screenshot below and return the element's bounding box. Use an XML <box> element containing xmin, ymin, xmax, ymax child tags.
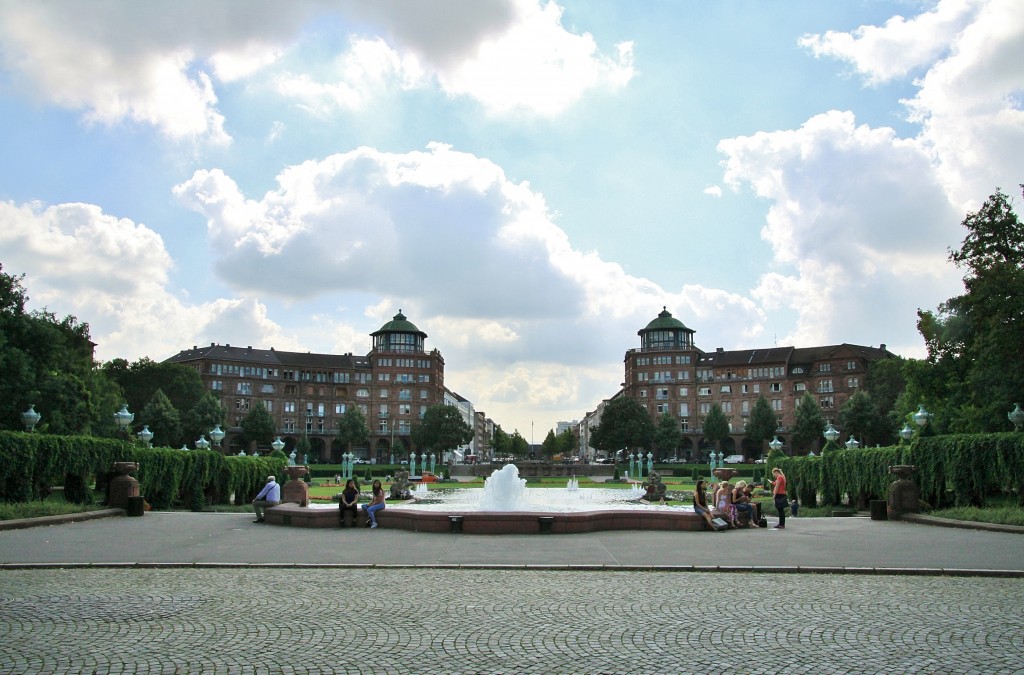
<box><xmin>362</xmin><ymin>479</ymin><xmax>386</xmax><ymax>529</ymax></box>
<box><xmin>252</xmin><ymin>475</ymin><xmax>280</xmax><ymax>523</ymax></box>
<box><xmin>339</xmin><ymin>479</ymin><xmax>360</xmax><ymax>527</ymax></box>
<box><xmin>692</xmin><ymin>479</ymin><xmax>715</xmax><ymax>531</ymax></box>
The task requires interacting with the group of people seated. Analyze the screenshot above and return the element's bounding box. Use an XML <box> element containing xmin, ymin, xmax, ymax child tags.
<box><xmin>692</xmin><ymin>478</ymin><xmax>759</xmax><ymax>530</ymax></box>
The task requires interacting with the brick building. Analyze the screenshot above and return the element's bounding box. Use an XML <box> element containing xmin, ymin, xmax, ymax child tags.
<box><xmin>594</xmin><ymin>307</ymin><xmax>894</xmax><ymax>460</ymax></box>
<box><xmin>165</xmin><ymin>311</ymin><xmax>447</xmax><ymax>462</ymax></box>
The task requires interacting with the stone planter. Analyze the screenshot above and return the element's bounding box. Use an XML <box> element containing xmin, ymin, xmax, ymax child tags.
<box><xmin>108</xmin><ymin>462</ymin><xmax>140</xmax><ymax>509</ymax></box>
<box><xmin>712</xmin><ymin>468</ymin><xmax>739</xmax><ymax>481</ymax></box>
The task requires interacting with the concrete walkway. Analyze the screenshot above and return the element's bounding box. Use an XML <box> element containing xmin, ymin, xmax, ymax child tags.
<box><xmin>2</xmin><ymin>512</ymin><xmax>1024</xmax><ymax>674</ymax></box>
<box><xmin>0</xmin><ymin>510</ymin><xmax>1021</xmax><ymax>574</ymax></box>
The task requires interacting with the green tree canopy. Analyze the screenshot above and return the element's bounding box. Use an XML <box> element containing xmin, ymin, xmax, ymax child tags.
<box><xmin>653</xmin><ymin>412</ymin><xmax>682</xmax><ymax>460</ymax></box>
<box><xmin>140</xmin><ymin>388</ymin><xmax>181</xmax><ymax>448</ymax></box>
<box><xmin>541</xmin><ymin>429</ymin><xmax>559</xmax><ymax>460</ymax></box>
<box><xmin>102</xmin><ymin>357</ymin><xmax>206</xmax><ymax>430</ymax></box>
<box><xmin>335</xmin><ymin>406</ymin><xmax>369</xmax><ymax>455</ymax></box>
<box><xmin>412</xmin><ymin>404</ymin><xmax>473</xmax><ymax>455</ymax></box>
<box><xmin>746</xmin><ymin>396</ymin><xmax>778</xmax><ymax>456</ymax></box>
<box><xmin>589</xmin><ymin>396</ymin><xmax>654</xmax><ymax>458</ymax></box>
<box><xmin>791</xmin><ymin>392</ymin><xmax>825</xmax><ymax>455</ymax></box>
<box><xmin>701</xmin><ymin>403</ymin><xmax>729</xmax><ymax>455</ymax></box>
<box><xmin>912</xmin><ymin>186</ymin><xmax>1024</xmax><ymax>432</ymax></box>
<box><xmin>183</xmin><ymin>391</ymin><xmax>227</xmax><ymax>447</ymax></box>
<box><xmin>239</xmin><ymin>403</ymin><xmax>276</xmax><ymax>451</ymax></box>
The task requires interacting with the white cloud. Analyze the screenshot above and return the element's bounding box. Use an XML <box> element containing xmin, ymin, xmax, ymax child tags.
<box><xmin>0</xmin><ymin>199</ymin><xmax>300</xmax><ymax>361</ymax></box>
<box><xmin>0</xmin><ymin>0</ymin><xmax>631</xmax><ymax>141</ymax></box>
<box><xmin>718</xmin><ymin>110</ymin><xmax>965</xmax><ymax>353</ymax></box>
<box><xmin>799</xmin><ymin>0</ymin><xmax>982</xmax><ymax>85</ymax></box>
<box><xmin>799</xmin><ymin>0</ymin><xmax>1024</xmax><ymax>210</ymax></box>
<box><xmin>703</xmin><ymin>185</ymin><xmax>722</xmax><ymax>198</ymax></box>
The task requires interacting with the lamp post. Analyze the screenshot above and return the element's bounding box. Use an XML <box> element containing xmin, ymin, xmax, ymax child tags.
<box><xmin>823</xmin><ymin>423</ymin><xmax>839</xmax><ymax>453</ymax></box>
<box><xmin>1008</xmin><ymin>403</ymin><xmax>1024</xmax><ymax>432</ymax></box>
<box><xmin>196</xmin><ymin>435</ymin><xmax>210</xmax><ymax>451</ymax></box>
<box><xmin>913</xmin><ymin>404</ymin><xmax>931</xmax><ymax>429</ymax></box>
<box><xmin>180</xmin><ymin>444</ymin><xmax>190</xmax><ymax>451</ymax></box>
<box><xmin>769</xmin><ymin>436</ymin><xmax>782</xmax><ymax>454</ymax></box>
<box><xmin>210</xmin><ymin>425</ymin><xmax>225</xmax><ymax>449</ymax></box>
<box><xmin>114</xmin><ymin>404</ymin><xmax>134</xmax><ymax>439</ymax></box>
<box><xmin>271</xmin><ymin>436</ymin><xmax>285</xmax><ymax>454</ymax></box>
<box><xmin>138</xmin><ymin>425</ymin><xmax>153</xmax><ymax>448</ymax></box>
<box><xmin>845</xmin><ymin>436</ymin><xmax>860</xmax><ymax>450</ymax></box>
<box><xmin>21</xmin><ymin>404</ymin><xmax>41</xmax><ymax>432</ymax></box>
<box><xmin>899</xmin><ymin>424</ymin><xmax>914</xmax><ymax>443</ymax></box>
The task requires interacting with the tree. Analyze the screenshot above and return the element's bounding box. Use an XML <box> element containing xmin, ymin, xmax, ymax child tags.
<box><xmin>183</xmin><ymin>391</ymin><xmax>226</xmax><ymax>446</ymax></box>
<box><xmin>837</xmin><ymin>391</ymin><xmax>878</xmax><ymax>447</ymax></box>
<box><xmin>102</xmin><ymin>357</ymin><xmax>206</xmax><ymax>430</ymax></box>
<box><xmin>413</xmin><ymin>405</ymin><xmax>473</xmax><ymax>455</ymax></box>
<box><xmin>491</xmin><ymin>426</ymin><xmax>511</xmax><ymax>459</ymax></box>
<box><xmin>239</xmin><ymin>403</ymin><xmax>275</xmax><ymax>451</ymax></box>
<box><xmin>140</xmin><ymin>388</ymin><xmax>181</xmax><ymax>448</ymax></box>
<box><xmin>701</xmin><ymin>403</ymin><xmax>729</xmax><ymax>457</ymax></box>
<box><xmin>912</xmin><ymin>186</ymin><xmax>1024</xmax><ymax>432</ymax></box>
<box><xmin>507</xmin><ymin>430</ymin><xmax>529</xmax><ymax>459</ymax></box>
<box><xmin>791</xmin><ymin>392</ymin><xmax>825</xmax><ymax>455</ymax></box>
<box><xmin>335</xmin><ymin>406</ymin><xmax>369</xmax><ymax>457</ymax></box>
<box><xmin>0</xmin><ymin>264</ymin><xmax>100</xmax><ymax>433</ymax></box>
<box><xmin>864</xmin><ymin>356</ymin><xmax>906</xmax><ymax>444</ymax></box>
<box><xmin>541</xmin><ymin>429</ymin><xmax>559</xmax><ymax>460</ymax></box>
<box><xmin>746</xmin><ymin>396</ymin><xmax>778</xmax><ymax>458</ymax></box>
<box><xmin>589</xmin><ymin>396</ymin><xmax>654</xmax><ymax>459</ymax></box>
<box><xmin>653</xmin><ymin>413</ymin><xmax>682</xmax><ymax>461</ymax></box>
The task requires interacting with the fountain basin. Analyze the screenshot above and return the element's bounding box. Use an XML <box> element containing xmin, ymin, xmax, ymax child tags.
<box><xmin>264</xmin><ymin>502</ymin><xmax>704</xmax><ymax>533</ymax></box>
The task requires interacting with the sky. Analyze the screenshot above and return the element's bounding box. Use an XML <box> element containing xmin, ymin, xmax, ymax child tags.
<box><xmin>1</xmin><ymin>0</ymin><xmax>1021</xmax><ymax>441</ymax></box>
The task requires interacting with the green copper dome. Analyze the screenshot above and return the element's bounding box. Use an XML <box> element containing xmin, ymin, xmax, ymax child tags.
<box><xmin>372</xmin><ymin>310</ymin><xmax>426</xmax><ymax>337</ymax></box>
<box><xmin>642</xmin><ymin>307</ymin><xmax>690</xmax><ymax>333</ymax></box>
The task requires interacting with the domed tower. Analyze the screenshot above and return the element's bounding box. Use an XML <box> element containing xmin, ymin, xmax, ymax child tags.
<box><xmin>368</xmin><ymin>310</ymin><xmax>444</xmax><ymax>463</ymax></box>
<box><xmin>638</xmin><ymin>307</ymin><xmax>695</xmax><ymax>350</ymax></box>
<box><xmin>371</xmin><ymin>310</ymin><xmax>427</xmax><ymax>353</ymax></box>
<box><xmin>623</xmin><ymin>308</ymin><xmax>701</xmax><ymax>457</ymax></box>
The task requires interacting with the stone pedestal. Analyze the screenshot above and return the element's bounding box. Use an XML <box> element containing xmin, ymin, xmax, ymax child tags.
<box><xmin>713</xmin><ymin>468</ymin><xmax>739</xmax><ymax>481</ymax></box>
<box><xmin>887</xmin><ymin>465</ymin><xmax>919</xmax><ymax>519</ymax></box>
<box><xmin>282</xmin><ymin>465</ymin><xmax>309</xmax><ymax>507</ymax></box>
<box><xmin>108</xmin><ymin>462</ymin><xmax>139</xmax><ymax>509</ymax></box>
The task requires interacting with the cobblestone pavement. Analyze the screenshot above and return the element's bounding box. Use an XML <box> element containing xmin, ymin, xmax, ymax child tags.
<box><xmin>2</xmin><ymin>568</ymin><xmax>1023</xmax><ymax>674</ymax></box>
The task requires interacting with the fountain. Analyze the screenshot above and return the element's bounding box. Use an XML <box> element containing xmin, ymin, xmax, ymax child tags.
<box><xmin>265</xmin><ymin>464</ymin><xmax>704</xmax><ymax>533</ymax></box>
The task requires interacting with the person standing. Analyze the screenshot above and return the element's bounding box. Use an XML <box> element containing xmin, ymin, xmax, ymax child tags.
<box><xmin>362</xmin><ymin>479</ymin><xmax>386</xmax><ymax>529</ymax></box>
<box><xmin>252</xmin><ymin>475</ymin><xmax>280</xmax><ymax>523</ymax></box>
<box><xmin>339</xmin><ymin>479</ymin><xmax>360</xmax><ymax>527</ymax></box>
<box><xmin>770</xmin><ymin>467</ymin><xmax>787</xmax><ymax>529</ymax></box>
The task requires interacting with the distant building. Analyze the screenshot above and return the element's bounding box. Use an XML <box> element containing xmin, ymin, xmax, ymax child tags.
<box><xmin>165</xmin><ymin>310</ymin><xmax>452</xmax><ymax>462</ymax></box>
<box><xmin>591</xmin><ymin>307</ymin><xmax>894</xmax><ymax>460</ymax></box>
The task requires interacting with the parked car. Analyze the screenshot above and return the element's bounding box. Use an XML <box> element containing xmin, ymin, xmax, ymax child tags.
<box><xmin>723</xmin><ymin>454</ymin><xmax>745</xmax><ymax>464</ymax></box>
<box><xmin>754</xmin><ymin>458</ymin><xmax>767</xmax><ymax>464</ymax></box>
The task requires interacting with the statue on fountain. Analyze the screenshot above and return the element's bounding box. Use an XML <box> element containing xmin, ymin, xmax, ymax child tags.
<box><xmin>390</xmin><ymin>470</ymin><xmax>412</xmax><ymax>500</ymax></box>
<box><xmin>641</xmin><ymin>471</ymin><xmax>667</xmax><ymax>504</ymax></box>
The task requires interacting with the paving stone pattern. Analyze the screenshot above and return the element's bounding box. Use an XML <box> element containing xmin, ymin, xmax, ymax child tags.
<box><xmin>1</xmin><ymin>568</ymin><xmax>1023</xmax><ymax>674</ymax></box>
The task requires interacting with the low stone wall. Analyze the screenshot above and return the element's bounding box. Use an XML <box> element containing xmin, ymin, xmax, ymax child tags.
<box><xmin>264</xmin><ymin>502</ymin><xmax>703</xmax><ymax>534</ymax></box>
<box><xmin>450</xmin><ymin>462</ymin><xmax>617</xmax><ymax>479</ymax></box>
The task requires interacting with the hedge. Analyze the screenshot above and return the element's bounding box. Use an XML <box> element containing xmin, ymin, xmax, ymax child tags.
<box><xmin>0</xmin><ymin>431</ymin><xmax>285</xmax><ymax>509</ymax></box>
<box><xmin>766</xmin><ymin>432</ymin><xmax>1024</xmax><ymax>509</ymax></box>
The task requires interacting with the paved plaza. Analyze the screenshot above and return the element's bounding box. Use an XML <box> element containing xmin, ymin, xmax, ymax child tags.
<box><xmin>1</xmin><ymin>513</ymin><xmax>1023</xmax><ymax>674</ymax></box>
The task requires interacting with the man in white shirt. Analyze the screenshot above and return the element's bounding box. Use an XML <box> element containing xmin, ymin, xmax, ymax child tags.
<box><xmin>252</xmin><ymin>475</ymin><xmax>280</xmax><ymax>523</ymax></box>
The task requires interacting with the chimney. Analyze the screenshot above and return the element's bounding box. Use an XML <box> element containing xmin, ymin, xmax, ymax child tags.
<box><xmin>716</xmin><ymin>347</ymin><xmax>724</xmax><ymax>353</ymax></box>
<box><xmin>880</xmin><ymin>343</ymin><xmax>886</xmax><ymax>351</ymax></box>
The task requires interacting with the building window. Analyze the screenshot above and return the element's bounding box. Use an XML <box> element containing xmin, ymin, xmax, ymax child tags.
<box><xmin>680</xmin><ymin>418</ymin><xmax>690</xmax><ymax>432</ymax></box>
<box><xmin>678</xmin><ymin>387</ymin><xmax>688</xmax><ymax>397</ymax></box>
<box><xmin>264</xmin><ymin>401</ymin><xmax>272</xmax><ymax>412</ymax></box>
<box><xmin>418</xmin><ymin>374</ymin><xmax>430</xmax><ymax>383</ymax></box>
<box><xmin>656</xmin><ymin>388</ymin><xmax>669</xmax><ymax>400</ymax></box>
<box><xmin>676</xmin><ymin>355</ymin><xmax>691</xmax><ymax>364</ymax></box>
<box><xmin>819</xmin><ymin>363</ymin><xmax>831</xmax><ymax>372</ymax></box>
<box><xmin>379</xmin><ymin>389</ymin><xmax>389</xmax><ymax>398</ymax></box>
<box><xmin>399</xmin><ymin>404</ymin><xmax>411</xmax><ymax>415</ymax></box>
<box><xmin>820</xmin><ymin>396</ymin><xmax>834</xmax><ymax>409</ymax></box>
<box><xmin>720</xmin><ymin>385</ymin><xmax>732</xmax><ymax>394</ymax></box>
<box><xmin>818</xmin><ymin>379</ymin><xmax>834</xmax><ymax>393</ymax></box>
<box><xmin>741</xmin><ymin>384</ymin><xmax>749</xmax><ymax>394</ymax></box>
<box><xmin>211</xmin><ymin>380</ymin><xmax>223</xmax><ymax>391</ymax></box>
<box><xmin>236</xmin><ymin>398</ymin><xmax>250</xmax><ymax>411</ymax></box>
<box><xmin>699</xmin><ymin>387</ymin><xmax>711</xmax><ymax>396</ymax></box>
<box><xmin>679</xmin><ymin>403</ymin><xmax>689</xmax><ymax>416</ymax></box>
<box><xmin>848</xmin><ymin>377</ymin><xmax>860</xmax><ymax>388</ymax></box>
<box><xmin>795</xmin><ymin>382</ymin><xmax>806</xmax><ymax>392</ymax></box>
<box><xmin>742</xmin><ymin>400</ymin><xmax>750</xmax><ymax>414</ymax></box>
<box><xmin>237</xmin><ymin>382</ymin><xmax>252</xmax><ymax>395</ymax></box>
<box><xmin>379</xmin><ymin>404</ymin><xmax>388</xmax><ymax>418</ymax></box>
<box><xmin>356</xmin><ymin>389</ymin><xmax>369</xmax><ymax>398</ymax></box>
<box><xmin>699</xmin><ymin>402</ymin><xmax>711</xmax><ymax>414</ymax></box>
<box><xmin>260</xmin><ymin>384</ymin><xmax>274</xmax><ymax>394</ymax></box>
<box><xmin>721</xmin><ymin>401</ymin><xmax>733</xmax><ymax>413</ymax></box>
<box><xmin>639</xmin><ymin>389</ymin><xmax>648</xmax><ymax>398</ymax></box>
<box><xmin>399</xmin><ymin>389</ymin><xmax>412</xmax><ymax>400</ymax></box>
<box><xmin>678</xmin><ymin>370</ymin><xmax>691</xmax><ymax>380</ymax></box>
<box><xmin>378</xmin><ymin>373</ymin><xmax>390</xmax><ymax>381</ymax></box>
<box><xmin>284</xmin><ymin>401</ymin><xmax>295</xmax><ymax>413</ymax></box>
<box><xmin>335</xmin><ymin>403</ymin><xmax>346</xmax><ymax>414</ymax></box>
<box><xmin>283</xmin><ymin>418</ymin><xmax>295</xmax><ymax>432</ymax></box>
<box><xmin>753</xmin><ymin>384</ymin><xmax>761</xmax><ymax>394</ymax></box>
<box><xmin>846</xmin><ymin>361</ymin><xmax>858</xmax><ymax>370</ymax></box>
<box><xmin>772</xmin><ymin>399</ymin><xmax>783</xmax><ymax>411</ymax></box>
<box><xmin>420</xmin><ymin>389</ymin><xmax>428</xmax><ymax>400</ymax></box>
<box><xmin>656</xmin><ymin>403</ymin><xmax>669</xmax><ymax>414</ymax></box>
<box><xmin>770</xmin><ymin>382</ymin><xmax>781</xmax><ymax>392</ymax></box>
<box><xmin>637</xmin><ymin>372</ymin><xmax>649</xmax><ymax>382</ymax></box>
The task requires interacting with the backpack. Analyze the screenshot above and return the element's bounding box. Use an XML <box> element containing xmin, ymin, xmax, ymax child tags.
<box><xmin>758</xmin><ymin>515</ymin><xmax>768</xmax><ymax>528</ymax></box>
